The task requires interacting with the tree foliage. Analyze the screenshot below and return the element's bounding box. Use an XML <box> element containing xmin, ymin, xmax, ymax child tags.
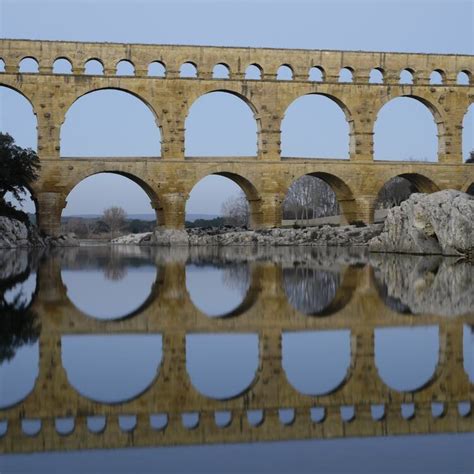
<box><xmin>0</xmin><ymin>133</ymin><xmax>40</xmax><ymax>220</ymax></box>
<box><xmin>466</xmin><ymin>150</ymin><xmax>474</xmax><ymax>164</ymax></box>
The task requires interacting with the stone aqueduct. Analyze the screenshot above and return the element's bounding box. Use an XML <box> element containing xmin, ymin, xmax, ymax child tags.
<box><xmin>0</xmin><ymin>251</ymin><xmax>472</xmax><ymax>453</ymax></box>
<box><xmin>1</xmin><ymin>38</ymin><xmax>474</xmax><ymax>234</ymax></box>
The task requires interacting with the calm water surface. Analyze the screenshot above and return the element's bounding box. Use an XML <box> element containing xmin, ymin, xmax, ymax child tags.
<box><xmin>0</xmin><ymin>246</ymin><xmax>472</xmax><ymax>473</ymax></box>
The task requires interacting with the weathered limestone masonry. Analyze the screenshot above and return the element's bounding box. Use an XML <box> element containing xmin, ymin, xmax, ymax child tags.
<box><xmin>1</xmin><ymin>39</ymin><xmax>473</xmax><ymax>236</ymax></box>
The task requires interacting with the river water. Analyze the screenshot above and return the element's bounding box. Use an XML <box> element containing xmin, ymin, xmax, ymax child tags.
<box><xmin>0</xmin><ymin>246</ymin><xmax>472</xmax><ymax>473</ymax></box>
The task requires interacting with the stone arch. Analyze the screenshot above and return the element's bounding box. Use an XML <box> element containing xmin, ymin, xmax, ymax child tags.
<box><xmin>374</xmin><ymin>95</ymin><xmax>442</xmax><ymax>162</ymax></box>
<box><xmin>309</xmin><ymin>66</ymin><xmax>324</xmax><ymax>81</ymax></box>
<box><xmin>212</xmin><ymin>63</ymin><xmax>230</xmax><ymax>79</ymax></box>
<box><xmin>245</xmin><ymin>63</ymin><xmax>263</xmax><ymax>79</ymax></box>
<box><xmin>148</xmin><ymin>60</ymin><xmax>166</xmax><ymax>77</ymax></box>
<box><xmin>277</xmin><ymin>64</ymin><xmax>293</xmax><ymax>80</ymax></box>
<box><xmin>116</xmin><ymin>59</ymin><xmax>135</xmax><ymax>76</ymax></box>
<box><xmin>180</xmin><ymin>61</ymin><xmax>198</xmax><ymax>78</ymax></box>
<box><xmin>430</xmin><ymin>69</ymin><xmax>445</xmax><ymax>85</ymax></box>
<box><xmin>184</xmin><ymin>89</ymin><xmax>259</xmax><ymax>157</ymax></box>
<box><xmin>339</xmin><ymin>67</ymin><xmax>354</xmax><ymax>83</ymax></box>
<box><xmin>53</xmin><ymin>57</ymin><xmax>73</xmax><ymax>74</ymax></box>
<box><xmin>399</xmin><ymin>68</ymin><xmax>415</xmax><ymax>84</ymax></box>
<box><xmin>60</xmin><ymin>87</ymin><xmax>162</xmax><ymax>157</ymax></box>
<box><xmin>284</xmin><ymin>171</ymin><xmax>355</xmax><ymax>221</ymax></box>
<box><xmin>0</xmin><ymin>83</ymin><xmax>38</xmax><ymax>151</ymax></box>
<box><xmin>384</xmin><ymin>172</ymin><xmax>440</xmax><ymax>194</ymax></box>
<box><xmin>84</xmin><ymin>58</ymin><xmax>104</xmax><ymax>75</ymax></box>
<box><xmin>462</xmin><ymin>103</ymin><xmax>473</xmax><ymax>162</ymax></box>
<box><xmin>281</xmin><ymin>92</ymin><xmax>353</xmax><ymax>159</ymax></box>
<box><xmin>186</xmin><ymin>170</ymin><xmax>263</xmax><ymax>228</ymax></box>
<box><xmin>457</xmin><ymin>70</ymin><xmax>471</xmax><ymax>85</ymax></box>
<box><xmin>369</xmin><ymin>68</ymin><xmax>384</xmax><ymax>84</ymax></box>
<box><xmin>18</xmin><ymin>57</ymin><xmax>39</xmax><ymax>73</ymax></box>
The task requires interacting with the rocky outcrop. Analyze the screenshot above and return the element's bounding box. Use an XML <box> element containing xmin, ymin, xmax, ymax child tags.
<box><xmin>0</xmin><ymin>216</ymin><xmax>79</xmax><ymax>249</ymax></box>
<box><xmin>371</xmin><ymin>253</ymin><xmax>474</xmax><ymax>316</ymax></box>
<box><xmin>369</xmin><ymin>190</ymin><xmax>474</xmax><ymax>256</ymax></box>
<box><xmin>112</xmin><ymin>223</ymin><xmax>383</xmax><ymax>247</ymax></box>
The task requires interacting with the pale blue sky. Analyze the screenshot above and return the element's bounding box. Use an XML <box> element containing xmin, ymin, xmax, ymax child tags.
<box><xmin>0</xmin><ymin>0</ymin><xmax>473</xmax><ymax>216</ymax></box>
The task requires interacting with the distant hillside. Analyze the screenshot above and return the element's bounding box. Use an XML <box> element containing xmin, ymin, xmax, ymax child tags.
<box><xmin>61</xmin><ymin>213</ymin><xmax>219</xmax><ymax>222</ymax></box>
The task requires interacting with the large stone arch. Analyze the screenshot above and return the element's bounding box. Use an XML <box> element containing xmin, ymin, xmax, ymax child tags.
<box><xmin>379</xmin><ymin>172</ymin><xmax>441</xmax><ymax>194</ymax></box>
<box><xmin>283</xmin><ymin>170</ymin><xmax>356</xmax><ymax>224</ymax></box>
<box><xmin>280</xmin><ymin>92</ymin><xmax>354</xmax><ymax>159</ymax></box>
<box><xmin>374</xmin><ymin>93</ymin><xmax>445</xmax><ymax>161</ymax></box>
<box><xmin>59</xmin><ymin>86</ymin><xmax>163</xmax><ymax>157</ymax></box>
<box><xmin>186</xmin><ymin>169</ymin><xmax>263</xmax><ymax>228</ymax></box>
<box><xmin>62</xmin><ymin>169</ymin><xmax>162</xmax><ymax>225</ymax></box>
<box><xmin>184</xmin><ymin>88</ymin><xmax>260</xmax><ymax>157</ymax></box>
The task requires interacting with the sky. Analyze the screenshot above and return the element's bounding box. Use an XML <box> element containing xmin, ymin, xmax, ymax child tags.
<box><xmin>0</xmin><ymin>0</ymin><xmax>473</xmax><ymax>216</ymax></box>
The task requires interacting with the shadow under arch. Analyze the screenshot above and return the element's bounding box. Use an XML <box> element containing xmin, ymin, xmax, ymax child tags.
<box><xmin>59</xmin><ymin>86</ymin><xmax>162</xmax><ymax>156</ymax></box>
<box><xmin>283</xmin><ymin>264</ymin><xmax>358</xmax><ymax>317</ymax></box>
<box><xmin>184</xmin><ymin>88</ymin><xmax>261</xmax><ymax>157</ymax></box>
<box><xmin>187</xmin><ymin>170</ymin><xmax>263</xmax><ymax>229</ymax></box>
<box><xmin>374</xmin><ymin>94</ymin><xmax>444</xmax><ymax>161</ymax></box>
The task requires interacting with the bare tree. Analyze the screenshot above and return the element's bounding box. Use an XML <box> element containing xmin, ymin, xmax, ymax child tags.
<box><xmin>221</xmin><ymin>191</ymin><xmax>249</xmax><ymax>227</ymax></box>
<box><xmin>283</xmin><ymin>176</ymin><xmax>339</xmax><ymax>224</ymax></box>
<box><xmin>375</xmin><ymin>177</ymin><xmax>417</xmax><ymax>209</ymax></box>
<box><xmin>102</xmin><ymin>206</ymin><xmax>127</xmax><ymax>238</ymax></box>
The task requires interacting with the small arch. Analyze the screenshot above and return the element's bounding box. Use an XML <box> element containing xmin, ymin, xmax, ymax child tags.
<box><xmin>148</xmin><ymin>61</ymin><xmax>166</xmax><ymax>77</ymax></box>
<box><xmin>87</xmin><ymin>416</ymin><xmax>106</xmax><ymax>433</ymax></box>
<box><xmin>430</xmin><ymin>69</ymin><xmax>444</xmax><ymax>85</ymax></box>
<box><xmin>0</xmin><ymin>59</ymin><xmax>5</xmax><ymax>72</ymax></box>
<box><xmin>62</xmin><ymin>334</ymin><xmax>163</xmax><ymax>403</ymax></box>
<box><xmin>399</xmin><ymin>68</ymin><xmax>414</xmax><ymax>84</ymax></box>
<box><xmin>339</xmin><ymin>67</ymin><xmax>353</xmax><ymax>83</ymax></box>
<box><xmin>186</xmin><ymin>333</ymin><xmax>259</xmax><ymax>400</ymax></box>
<box><xmin>56</xmin><ymin>418</ymin><xmax>75</xmax><ymax>435</ymax></box>
<box><xmin>309</xmin><ymin>66</ymin><xmax>324</xmax><ymax>82</ymax></box>
<box><xmin>277</xmin><ymin>64</ymin><xmax>293</xmax><ymax>80</ymax></box>
<box><xmin>116</xmin><ymin>60</ymin><xmax>135</xmax><ymax>76</ymax></box>
<box><xmin>245</xmin><ymin>64</ymin><xmax>262</xmax><ymax>80</ymax></box>
<box><xmin>457</xmin><ymin>70</ymin><xmax>471</xmax><ymax>85</ymax></box>
<box><xmin>375</xmin><ymin>326</ymin><xmax>439</xmax><ymax>392</ymax></box>
<box><xmin>369</xmin><ymin>68</ymin><xmax>384</xmax><ymax>84</ymax></box>
<box><xmin>22</xmin><ymin>419</ymin><xmax>41</xmax><ymax>436</ymax></box>
<box><xmin>84</xmin><ymin>58</ymin><xmax>104</xmax><ymax>75</ymax></box>
<box><xmin>53</xmin><ymin>57</ymin><xmax>73</xmax><ymax>74</ymax></box>
<box><xmin>463</xmin><ymin>325</ymin><xmax>473</xmax><ymax>383</ymax></box>
<box><xmin>283</xmin><ymin>330</ymin><xmax>351</xmax><ymax>395</ymax></box>
<box><xmin>212</xmin><ymin>63</ymin><xmax>230</xmax><ymax>79</ymax></box>
<box><xmin>19</xmin><ymin>57</ymin><xmax>39</xmax><ymax>73</ymax></box>
<box><xmin>180</xmin><ymin>61</ymin><xmax>198</xmax><ymax>78</ymax></box>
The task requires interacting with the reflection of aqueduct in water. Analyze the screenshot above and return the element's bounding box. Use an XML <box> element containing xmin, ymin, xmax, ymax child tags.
<box><xmin>0</xmin><ymin>251</ymin><xmax>472</xmax><ymax>453</ymax></box>
<box><xmin>1</xmin><ymin>39</ymin><xmax>473</xmax><ymax>234</ymax></box>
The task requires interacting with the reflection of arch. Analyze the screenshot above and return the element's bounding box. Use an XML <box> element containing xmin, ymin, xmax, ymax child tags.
<box><xmin>375</xmin><ymin>326</ymin><xmax>439</xmax><ymax>392</ymax></box>
<box><xmin>185</xmin><ymin>89</ymin><xmax>259</xmax><ymax>157</ymax></box>
<box><xmin>283</xmin><ymin>330</ymin><xmax>351</xmax><ymax>395</ymax></box>
<box><xmin>186</xmin><ymin>333</ymin><xmax>259</xmax><ymax>400</ymax></box>
<box><xmin>283</xmin><ymin>265</ymin><xmax>358</xmax><ymax>316</ymax></box>
<box><xmin>374</xmin><ymin>95</ymin><xmax>442</xmax><ymax>162</ymax></box>
<box><xmin>62</xmin><ymin>334</ymin><xmax>163</xmax><ymax>403</ymax></box>
<box><xmin>185</xmin><ymin>262</ymin><xmax>261</xmax><ymax>318</ymax></box>
<box><xmin>281</xmin><ymin>93</ymin><xmax>352</xmax><ymax>159</ymax></box>
<box><xmin>187</xmin><ymin>170</ymin><xmax>262</xmax><ymax>228</ymax></box>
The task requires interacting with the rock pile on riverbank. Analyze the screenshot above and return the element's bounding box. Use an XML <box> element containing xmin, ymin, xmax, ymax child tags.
<box><xmin>369</xmin><ymin>190</ymin><xmax>474</xmax><ymax>257</ymax></box>
<box><xmin>112</xmin><ymin>223</ymin><xmax>384</xmax><ymax>247</ymax></box>
<box><xmin>0</xmin><ymin>216</ymin><xmax>79</xmax><ymax>249</ymax></box>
